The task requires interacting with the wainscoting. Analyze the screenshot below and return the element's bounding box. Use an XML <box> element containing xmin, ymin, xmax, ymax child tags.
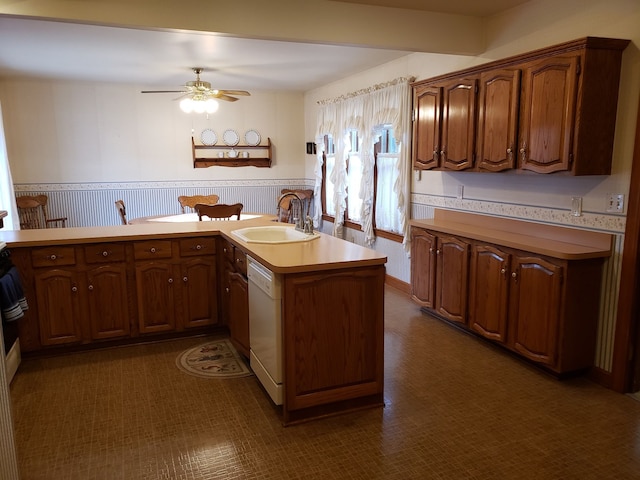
<box><xmin>14</xmin><ymin>180</ymin><xmax>313</xmax><ymax>227</ymax></box>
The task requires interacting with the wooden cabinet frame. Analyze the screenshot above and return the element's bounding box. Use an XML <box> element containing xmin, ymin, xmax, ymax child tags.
<box><xmin>411</xmin><ymin>37</ymin><xmax>629</xmax><ymax>175</ymax></box>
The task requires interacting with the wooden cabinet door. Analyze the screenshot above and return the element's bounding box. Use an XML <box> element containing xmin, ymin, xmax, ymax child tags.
<box><xmin>412</xmin><ymin>85</ymin><xmax>442</xmax><ymax>169</ymax></box>
<box><xmin>86</xmin><ymin>264</ymin><xmax>131</xmax><ymax>340</ymax></box>
<box><xmin>34</xmin><ymin>268</ymin><xmax>83</xmax><ymax>346</ymax></box>
<box><xmin>228</xmin><ymin>271</ymin><xmax>249</xmax><ymax>357</ymax></box>
<box><xmin>440</xmin><ymin>78</ymin><xmax>477</xmax><ymax>170</ymax></box>
<box><xmin>468</xmin><ymin>245</ymin><xmax>510</xmax><ymax>343</ymax></box>
<box><xmin>410</xmin><ymin>227</ymin><xmax>436</xmax><ymax>308</ymax></box>
<box><xmin>435</xmin><ymin>235</ymin><xmax>469</xmax><ymax>324</ymax></box>
<box><xmin>509</xmin><ymin>255</ymin><xmax>563</xmax><ymax>366</ymax></box>
<box><xmin>180</xmin><ymin>256</ymin><xmax>218</xmax><ymax>329</ymax></box>
<box><xmin>135</xmin><ymin>261</ymin><xmax>176</xmax><ymax>334</ymax></box>
<box><xmin>476</xmin><ymin>69</ymin><xmax>521</xmax><ymax>172</ymax></box>
<box><xmin>519</xmin><ymin>55</ymin><xmax>579</xmax><ymax>173</ymax></box>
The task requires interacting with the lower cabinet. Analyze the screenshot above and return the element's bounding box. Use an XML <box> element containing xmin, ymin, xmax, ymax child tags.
<box><xmin>412</xmin><ymin>226</ymin><xmax>604</xmax><ymax>374</ymax></box>
<box><xmin>85</xmin><ymin>243</ymin><xmax>131</xmax><ymax>340</ymax></box>
<box><xmin>17</xmin><ymin>237</ymin><xmax>219</xmax><ymax>353</ymax></box>
<box><xmin>34</xmin><ymin>266</ymin><xmax>84</xmax><ymax>346</ymax></box>
<box><xmin>219</xmin><ymin>237</ymin><xmax>249</xmax><ymax>357</ymax></box>
<box><xmin>410</xmin><ymin>227</ymin><xmax>469</xmax><ymax>324</ymax></box>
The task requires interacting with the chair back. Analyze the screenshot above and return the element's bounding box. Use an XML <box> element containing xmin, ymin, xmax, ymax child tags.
<box><xmin>114</xmin><ymin>200</ymin><xmax>128</xmax><ymax>225</ymax></box>
<box><xmin>277</xmin><ymin>189</ymin><xmax>314</xmax><ymax>223</ymax></box>
<box><xmin>178</xmin><ymin>194</ymin><xmax>219</xmax><ymax>213</ymax></box>
<box><xmin>195</xmin><ymin>203</ymin><xmax>243</xmax><ymax>221</ymax></box>
<box><xmin>16</xmin><ymin>194</ymin><xmax>67</xmax><ymax>229</ymax></box>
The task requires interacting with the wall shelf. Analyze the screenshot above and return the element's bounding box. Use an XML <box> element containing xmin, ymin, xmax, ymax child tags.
<box><xmin>192</xmin><ymin>137</ymin><xmax>272</xmax><ymax>168</ymax></box>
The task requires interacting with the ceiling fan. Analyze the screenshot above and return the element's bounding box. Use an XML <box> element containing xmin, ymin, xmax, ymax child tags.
<box><xmin>141</xmin><ymin>67</ymin><xmax>250</xmax><ymax>112</ymax></box>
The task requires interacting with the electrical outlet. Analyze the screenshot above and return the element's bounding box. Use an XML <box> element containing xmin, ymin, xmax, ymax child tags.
<box><xmin>606</xmin><ymin>193</ymin><xmax>625</xmax><ymax>213</ymax></box>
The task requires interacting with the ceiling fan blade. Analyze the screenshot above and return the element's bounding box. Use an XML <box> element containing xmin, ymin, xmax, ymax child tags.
<box><xmin>216</xmin><ymin>94</ymin><xmax>239</xmax><ymax>102</ymax></box>
<box><xmin>141</xmin><ymin>90</ymin><xmax>187</xmax><ymax>94</ymax></box>
<box><xmin>219</xmin><ymin>90</ymin><xmax>251</xmax><ymax>96</ymax></box>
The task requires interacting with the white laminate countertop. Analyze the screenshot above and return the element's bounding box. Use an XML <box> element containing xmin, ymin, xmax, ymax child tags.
<box><xmin>0</xmin><ymin>215</ymin><xmax>387</xmax><ymax>274</ymax></box>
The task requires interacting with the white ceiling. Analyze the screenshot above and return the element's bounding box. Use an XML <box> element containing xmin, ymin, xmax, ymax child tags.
<box><xmin>0</xmin><ymin>0</ymin><xmax>529</xmax><ymax>93</ymax></box>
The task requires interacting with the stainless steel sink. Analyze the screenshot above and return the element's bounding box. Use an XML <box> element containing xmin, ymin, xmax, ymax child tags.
<box><xmin>231</xmin><ymin>225</ymin><xmax>320</xmax><ymax>244</ymax></box>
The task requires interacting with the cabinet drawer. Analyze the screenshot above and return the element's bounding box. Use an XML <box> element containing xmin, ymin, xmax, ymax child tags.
<box><xmin>179</xmin><ymin>237</ymin><xmax>216</xmax><ymax>257</ymax></box>
<box><xmin>85</xmin><ymin>243</ymin><xmax>126</xmax><ymax>264</ymax></box>
<box><xmin>234</xmin><ymin>249</ymin><xmax>247</xmax><ymax>276</ymax></box>
<box><xmin>31</xmin><ymin>246</ymin><xmax>76</xmax><ymax>267</ymax></box>
<box><xmin>133</xmin><ymin>240</ymin><xmax>173</xmax><ymax>260</ymax></box>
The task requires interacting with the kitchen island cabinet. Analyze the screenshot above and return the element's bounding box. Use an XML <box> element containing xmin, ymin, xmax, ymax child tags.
<box><xmin>1</xmin><ymin>217</ymin><xmax>386</xmax><ymax>425</ymax></box>
<box><xmin>411</xmin><ymin>210</ymin><xmax>612</xmax><ymax>375</ymax></box>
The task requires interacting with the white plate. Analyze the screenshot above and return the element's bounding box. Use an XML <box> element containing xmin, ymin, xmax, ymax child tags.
<box><xmin>200</xmin><ymin>128</ymin><xmax>217</xmax><ymax>146</ymax></box>
<box><xmin>223</xmin><ymin>129</ymin><xmax>240</xmax><ymax>146</ymax></box>
<box><xmin>245</xmin><ymin>129</ymin><xmax>261</xmax><ymax>146</ymax></box>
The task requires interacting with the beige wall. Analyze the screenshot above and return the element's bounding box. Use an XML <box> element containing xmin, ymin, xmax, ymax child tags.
<box><xmin>0</xmin><ymin>80</ymin><xmax>305</xmax><ymax>183</ymax></box>
<box><xmin>304</xmin><ymin>0</ymin><xmax>640</xmax><ymax>216</ymax></box>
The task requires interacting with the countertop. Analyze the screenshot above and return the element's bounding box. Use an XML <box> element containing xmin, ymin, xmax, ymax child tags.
<box><xmin>411</xmin><ymin>210</ymin><xmax>613</xmax><ymax>260</ymax></box>
<box><xmin>0</xmin><ymin>215</ymin><xmax>387</xmax><ymax>274</ymax></box>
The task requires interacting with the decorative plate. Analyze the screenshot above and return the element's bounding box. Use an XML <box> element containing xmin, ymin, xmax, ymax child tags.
<box><xmin>245</xmin><ymin>129</ymin><xmax>261</xmax><ymax>146</ymax></box>
<box><xmin>222</xmin><ymin>129</ymin><xmax>240</xmax><ymax>146</ymax></box>
<box><xmin>200</xmin><ymin>128</ymin><xmax>217</xmax><ymax>146</ymax></box>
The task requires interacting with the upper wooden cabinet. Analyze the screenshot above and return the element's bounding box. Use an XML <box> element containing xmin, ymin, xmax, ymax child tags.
<box><xmin>476</xmin><ymin>69</ymin><xmax>521</xmax><ymax>172</ymax></box>
<box><xmin>411</xmin><ymin>37</ymin><xmax>630</xmax><ymax>175</ymax></box>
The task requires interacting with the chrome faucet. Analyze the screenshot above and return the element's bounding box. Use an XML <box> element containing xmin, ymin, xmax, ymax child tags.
<box><xmin>276</xmin><ymin>192</ymin><xmax>304</xmax><ymax>231</ymax></box>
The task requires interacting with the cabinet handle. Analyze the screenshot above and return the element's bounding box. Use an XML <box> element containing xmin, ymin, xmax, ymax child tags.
<box><xmin>49</xmin><ymin>254</ymin><xmax>57</xmax><ymax>261</ymax></box>
<box><xmin>223</xmin><ymin>247</ymin><xmax>228</xmax><ymax>253</ymax></box>
<box><xmin>183</xmin><ymin>276</ymin><xmax>188</xmax><ymax>282</ymax></box>
<box><xmin>429</xmin><ymin>247</ymin><xmax>434</xmax><ymax>254</ymax></box>
<box><xmin>102</xmin><ymin>251</ymin><xmax>109</xmax><ymax>257</ymax></box>
<box><xmin>71</xmin><ymin>286</ymin><xmax>78</xmax><ymax>292</ymax></box>
<box><xmin>236</xmin><ymin>258</ymin><xmax>241</xmax><ymax>263</ymax></box>
<box><xmin>195</xmin><ymin>244</ymin><xmax>202</xmax><ymax>250</ymax></box>
<box><xmin>225</xmin><ymin>287</ymin><xmax>230</xmax><ymax>293</ymax></box>
<box><xmin>88</xmin><ymin>285</ymin><xmax>94</xmax><ymax>291</ymax></box>
<box><xmin>519</xmin><ymin>142</ymin><xmax>527</xmax><ymax>162</ymax></box>
<box><xmin>511</xmin><ymin>271</ymin><xmax>518</xmax><ymax>282</ymax></box>
<box><xmin>433</xmin><ymin>146</ymin><xmax>440</xmax><ymax>160</ymax></box>
<box><xmin>440</xmin><ymin>148</ymin><xmax>446</xmax><ymax>159</ymax></box>
<box><xmin>436</xmin><ymin>249</ymin><xmax>441</xmax><ymax>255</ymax></box>
<box><xmin>500</xmin><ymin>268</ymin><xmax>506</xmax><ymax>275</ymax></box>
<box><xmin>150</xmin><ymin>247</ymin><xmax>156</xmax><ymax>253</ymax></box>
<box><xmin>168</xmin><ymin>278</ymin><xmax>173</xmax><ymax>284</ymax></box>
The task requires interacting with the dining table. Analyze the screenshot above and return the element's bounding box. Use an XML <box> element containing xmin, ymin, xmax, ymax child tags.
<box><xmin>128</xmin><ymin>212</ymin><xmax>264</xmax><ymax>224</ymax></box>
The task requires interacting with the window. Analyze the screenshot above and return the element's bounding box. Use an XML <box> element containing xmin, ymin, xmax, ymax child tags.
<box><xmin>374</xmin><ymin>125</ymin><xmax>402</xmax><ymax>235</ymax></box>
<box><xmin>322</xmin><ymin>125</ymin><xmax>401</xmax><ymax>238</ymax></box>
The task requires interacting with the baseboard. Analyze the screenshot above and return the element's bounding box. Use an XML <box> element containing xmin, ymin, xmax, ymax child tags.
<box><xmin>385</xmin><ymin>275</ymin><xmax>410</xmax><ymax>295</ymax></box>
<box><xmin>5</xmin><ymin>338</ymin><xmax>20</xmax><ymax>384</ymax></box>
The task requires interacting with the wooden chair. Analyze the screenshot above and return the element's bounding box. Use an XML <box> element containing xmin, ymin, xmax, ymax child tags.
<box><xmin>114</xmin><ymin>200</ymin><xmax>128</xmax><ymax>225</ymax></box>
<box><xmin>277</xmin><ymin>189</ymin><xmax>313</xmax><ymax>223</ymax></box>
<box><xmin>178</xmin><ymin>194</ymin><xmax>219</xmax><ymax>213</ymax></box>
<box><xmin>16</xmin><ymin>194</ymin><xmax>67</xmax><ymax>229</ymax></box>
<box><xmin>195</xmin><ymin>203</ymin><xmax>243</xmax><ymax>221</ymax></box>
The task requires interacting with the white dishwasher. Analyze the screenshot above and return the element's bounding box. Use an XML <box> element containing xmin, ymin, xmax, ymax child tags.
<box><xmin>247</xmin><ymin>255</ymin><xmax>283</xmax><ymax>405</ymax></box>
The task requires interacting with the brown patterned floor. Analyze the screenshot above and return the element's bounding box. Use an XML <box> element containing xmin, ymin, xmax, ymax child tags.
<box><xmin>10</xmin><ymin>286</ymin><xmax>640</xmax><ymax>479</ymax></box>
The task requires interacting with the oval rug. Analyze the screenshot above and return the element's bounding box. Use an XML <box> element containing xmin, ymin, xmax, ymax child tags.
<box><xmin>176</xmin><ymin>338</ymin><xmax>253</xmax><ymax>378</ymax></box>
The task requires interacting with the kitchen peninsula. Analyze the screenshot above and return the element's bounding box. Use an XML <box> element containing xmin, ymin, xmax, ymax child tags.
<box><xmin>0</xmin><ymin>217</ymin><xmax>386</xmax><ymax>425</ymax></box>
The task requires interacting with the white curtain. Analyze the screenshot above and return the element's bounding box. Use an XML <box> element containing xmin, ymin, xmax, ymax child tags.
<box><xmin>0</xmin><ymin>102</ymin><xmax>19</xmax><ymax>230</ymax></box>
<box><xmin>314</xmin><ymin>78</ymin><xmax>413</xmax><ymax>249</ymax></box>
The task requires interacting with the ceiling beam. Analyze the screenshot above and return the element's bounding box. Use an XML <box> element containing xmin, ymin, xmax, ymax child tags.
<box><xmin>0</xmin><ymin>0</ymin><xmax>486</xmax><ymax>55</ymax></box>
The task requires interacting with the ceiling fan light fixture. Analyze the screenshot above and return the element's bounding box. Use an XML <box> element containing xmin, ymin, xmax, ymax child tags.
<box><xmin>204</xmin><ymin>99</ymin><xmax>219</xmax><ymax>113</ymax></box>
<box><xmin>180</xmin><ymin>97</ymin><xmax>194</xmax><ymax>113</ymax></box>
